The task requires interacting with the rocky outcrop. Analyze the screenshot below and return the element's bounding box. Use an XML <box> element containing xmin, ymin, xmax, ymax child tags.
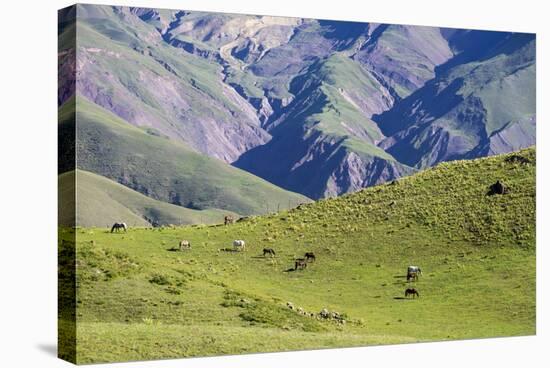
<box><xmin>324</xmin><ymin>152</ymin><xmax>415</xmax><ymax>198</ymax></box>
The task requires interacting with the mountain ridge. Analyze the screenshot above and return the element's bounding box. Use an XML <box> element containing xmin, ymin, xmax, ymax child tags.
<box><xmin>58</xmin><ymin>4</ymin><xmax>536</xmax><ymax>202</ymax></box>
<box><xmin>61</xmin><ymin>95</ymin><xmax>310</xmax><ymax>221</ymax></box>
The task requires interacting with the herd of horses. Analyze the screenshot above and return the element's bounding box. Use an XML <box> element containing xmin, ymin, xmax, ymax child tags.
<box><xmin>174</xmin><ymin>235</ymin><xmax>316</xmax><ymax>271</ymax></box>
<box><xmin>110</xmin><ymin>221</ymin><xmax>421</xmax><ymax>298</ymax></box>
<box><xmin>405</xmin><ymin>266</ymin><xmax>421</xmax><ymax>298</ymax></box>
<box><xmin>292</xmin><ymin>252</ymin><xmax>316</xmax><ymax>270</ymax></box>
<box><xmin>293</xmin><ymin>252</ymin><xmax>316</xmax><ymax>270</ymax></box>
<box><xmin>108</xmin><ymin>176</ymin><xmax>511</xmax><ymax>299</ymax></box>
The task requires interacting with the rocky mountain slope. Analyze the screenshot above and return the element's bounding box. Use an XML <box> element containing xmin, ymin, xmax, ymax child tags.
<box><xmin>375</xmin><ymin>32</ymin><xmax>536</xmax><ymax>168</ymax></box>
<box><xmin>233</xmin><ymin>54</ymin><xmax>417</xmax><ymax>198</ymax></box>
<box><xmin>59</xmin><ymin>95</ymin><xmax>309</xmax><ymax>219</ymax></box>
<box><xmin>59</xmin><ymin>4</ymin><xmax>536</xmax><ymax>201</ymax></box>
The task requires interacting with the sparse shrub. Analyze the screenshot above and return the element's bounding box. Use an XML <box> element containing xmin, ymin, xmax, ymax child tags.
<box><xmin>149</xmin><ymin>273</ymin><xmax>171</xmax><ymax>286</ymax></box>
<box><xmin>76</xmin><ymin>243</ymin><xmax>140</xmax><ymax>282</ymax></box>
<box><xmin>165</xmin><ymin>286</ymin><xmax>181</xmax><ymax>295</ymax></box>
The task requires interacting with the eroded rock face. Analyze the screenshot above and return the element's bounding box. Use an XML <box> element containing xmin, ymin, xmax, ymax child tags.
<box><xmin>374</xmin><ymin>34</ymin><xmax>536</xmax><ymax>169</ymax></box>
<box><xmin>235</xmin><ymin>129</ymin><xmax>415</xmax><ymax>199</ymax></box>
<box><xmin>71</xmin><ymin>43</ymin><xmax>271</xmax><ymax>163</ymax></box>
<box><xmin>324</xmin><ymin>152</ymin><xmax>415</xmax><ymax>198</ymax></box>
<box><xmin>60</xmin><ymin>5</ymin><xmax>536</xmax><ymax>201</ymax></box>
<box><xmin>355</xmin><ymin>24</ymin><xmax>454</xmax><ymax>98</ymax></box>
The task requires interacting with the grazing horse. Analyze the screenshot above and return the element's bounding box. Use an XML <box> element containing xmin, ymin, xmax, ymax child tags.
<box><xmin>263</xmin><ymin>248</ymin><xmax>276</xmax><ymax>257</ymax></box>
<box><xmin>295</xmin><ymin>258</ymin><xmax>307</xmax><ymax>270</ymax></box>
<box><xmin>233</xmin><ymin>240</ymin><xmax>246</xmax><ymax>251</ymax></box>
<box><xmin>487</xmin><ymin>180</ymin><xmax>508</xmax><ymax>195</ymax></box>
<box><xmin>407</xmin><ymin>265</ymin><xmax>422</xmax><ymax>281</ymax></box>
<box><xmin>505</xmin><ymin>155</ymin><xmax>531</xmax><ymax>165</ymax></box>
<box><xmin>224</xmin><ymin>215</ymin><xmax>235</xmax><ymax>225</ymax></box>
<box><xmin>405</xmin><ymin>288</ymin><xmax>420</xmax><ymax>298</ymax></box>
<box><xmin>407</xmin><ymin>271</ymin><xmax>419</xmax><ymax>282</ymax></box>
<box><xmin>179</xmin><ymin>240</ymin><xmax>191</xmax><ymax>251</ymax></box>
<box><xmin>304</xmin><ymin>252</ymin><xmax>316</xmax><ymax>262</ymax></box>
<box><xmin>111</xmin><ymin>222</ymin><xmax>127</xmax><ymax>233</ymax></box>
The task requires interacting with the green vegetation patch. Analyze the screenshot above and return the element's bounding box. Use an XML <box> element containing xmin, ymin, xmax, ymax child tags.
<box><xmin>69</xmin><ymin>148</ymin><xmax>535</xmax><ymax>363</ymax></box>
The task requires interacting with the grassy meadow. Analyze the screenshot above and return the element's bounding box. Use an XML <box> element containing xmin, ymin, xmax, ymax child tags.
<box><xmin>59</xmin><ymin>148</ymin><xmax>536</xmax><ymax>364</ymax></box>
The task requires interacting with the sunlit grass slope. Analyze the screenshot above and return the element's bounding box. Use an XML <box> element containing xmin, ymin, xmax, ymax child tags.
<box><xmin>60</xmin><ymin>148</ymin><xmax>535</xmax><ymax>363</ymax></box>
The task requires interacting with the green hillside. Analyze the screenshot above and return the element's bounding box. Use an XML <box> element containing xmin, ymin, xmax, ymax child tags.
<box><xmin>64</xmin><ymin>96</ymin><xmax>309</xmax><ymax>217</ymax></box>
<box><xmin>59</xmin><ymin>170</ymin><xmax>233</xmax><ymax>227</ymax></box>
<box><xmin>60</xmin><ymin>148</ymin><xmax>535</xmax><ymax>363</ymax></box>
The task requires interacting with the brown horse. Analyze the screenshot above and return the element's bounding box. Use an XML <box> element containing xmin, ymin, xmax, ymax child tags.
<box><xmin>487</xmin><ymin>180</ymin><xmax>508</xmax><ymax>195</ymax></box>
<box><xmin>263</xmin><ymin>248</ymin><xmax>276</xmax><ymax>257</ymax></box>
<box><xmin>405</xmin><ymin>288</ymin><xmax>420</xmax><ymax>298</ymax></box>
<box><xmin>305</xmin><ymin>252</ymin><xmax>316</xmax><ymax>262</ymax></box>
<box><xmin>295</xmin><ymin>258</ymin><xmax>307</xmax><ymax>270</ymax></box>
<box><xmin>407</xmin><ymin>271</ymin><xmax>419</xmax><ymax>282</ymax></box>
<box><xmin>224</xmin><ymin>215</ymin><xmax>234</xmax><ymax>225</ymax></box>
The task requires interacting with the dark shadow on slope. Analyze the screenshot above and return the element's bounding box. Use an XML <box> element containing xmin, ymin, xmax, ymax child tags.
<box><xmin>436</xmin><ymin>31</ymin><xmax>534</xmax><ymax>75</ymax></box>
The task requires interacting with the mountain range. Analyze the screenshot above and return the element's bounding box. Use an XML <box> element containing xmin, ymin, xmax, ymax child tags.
<box><xmin>58</xmin><ymin>4</ymin><xmax>535</xmax><ymax>225</ymax></box>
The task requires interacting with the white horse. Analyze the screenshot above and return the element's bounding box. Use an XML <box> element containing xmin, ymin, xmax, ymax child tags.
<box><xmin>407</xmin><ymin>265</ymin><xmax>422</xmax><ymax>281</ymax></box>
<box><xmin>408</xmin><ymin>266</ymin><xmax>422</xmax><ymax>275</ymax></box>
<box><xmin>233</xmin><ymin>240</ymin><xmax>246</xmax><ymax>251</ymax></box>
